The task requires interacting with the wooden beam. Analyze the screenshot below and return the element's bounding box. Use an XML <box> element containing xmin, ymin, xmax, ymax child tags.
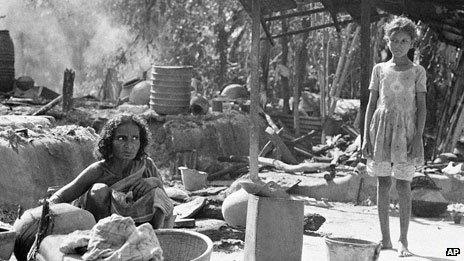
<box><xmin>259</xmin><ymin>128</ymin><xmax>284</xmax><ymax>157</ymax></box>
<box><xmin>249</xmin><ymin>0</ymin><xmax>261</xmax><ymax>182</ymax></box>
<box><xmin>31</xmin><ymin>95</ymin><xmax>62</xmax><ymax>116</ymax></box>
<box><xmin>264</xmin><ymin>7</ymin><xmax>326</xmax><ymax>22</ymax></box>
<box><xmin>321</xmin><ymin>0</ymin><xmax>341</xmax><ymax>32</ymax></box>
<box><xmin>359</xmin><ymin>0</ymin><xmax>372</xmax><ymax>145</ymax></box>
<box><xmin>260</xmin><ymin>19</ymin><xmax>274</xmax><ymax>45</ymax></box>
<box><xmin>264</xmin><ymin>19</ymin><xmax>353</xmax><ymax>40</ymax></box>
<box><xmin>265</xmin><ymin>127</ymin><xmax>298</xmax><ymax>164</ymax></box>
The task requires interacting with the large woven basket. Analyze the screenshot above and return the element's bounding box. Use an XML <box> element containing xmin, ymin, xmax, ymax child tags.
<box><xmin>156</xmin><ymin>229</ymin><xmax>213</xmax><ymax>261</ymax></box>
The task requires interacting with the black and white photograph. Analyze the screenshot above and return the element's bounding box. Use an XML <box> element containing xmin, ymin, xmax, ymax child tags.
<box><xmin>0</xmin><ymin>0</ymin><xmax>463</xmax><ymax>260</ymax></box>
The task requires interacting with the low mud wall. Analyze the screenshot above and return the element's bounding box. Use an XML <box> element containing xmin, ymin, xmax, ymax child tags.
<box><xmin>0</xmin><ymin>110</ymin><xmax>257</xmax><ymax>207</ymax></box>
<box><xmin>147</xmin><ymin>111</ymin><xmax>254</xmax><ymax>163</ymax></box>
<box><xmin>0</xmin><ymin>124</ymin><xmax>98</xmax><ymax>208</ymax></box>
<box><xmin>145</xmin><ymin>111</ymin><xmax>263</xmax><ymax>177</ymax></box>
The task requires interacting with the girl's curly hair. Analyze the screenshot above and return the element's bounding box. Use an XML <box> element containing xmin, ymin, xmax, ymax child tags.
<box><xmin>94</xmin><ymin>113</ymin><xmax>152</xmax><ymax>161</ymax></box>
<box><xmin>384</xmin><ymin>16</ymin><xmax>419</xmax><ymax>42</ymax></box>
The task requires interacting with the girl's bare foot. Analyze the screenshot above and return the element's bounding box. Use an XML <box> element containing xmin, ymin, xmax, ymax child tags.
<box><xmin>398</xmin><ymin>240</ymin><xmax>413</xmax><ymax>257</ymax></box>
<box><xmin>381</xmin><ymin>240</ymin><xmax>393</xmax><ymax>249</ymax></box>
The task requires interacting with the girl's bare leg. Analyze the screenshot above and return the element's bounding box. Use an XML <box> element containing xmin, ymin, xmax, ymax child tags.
<box><xmin>396</xmin><ymin>179</ymin><xmax>413</xmax><ymax>257</ymax></box>
<box><xmin>377</xmin><ymin>176</ymin><xmax>393</xmax><ymax>249</ymax></box>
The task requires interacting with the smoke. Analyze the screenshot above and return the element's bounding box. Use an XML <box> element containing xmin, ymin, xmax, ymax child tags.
<box><xmin>0</xmin><ymin>0</ymin><xmax>148</xmax><ymax>96</ymax></box>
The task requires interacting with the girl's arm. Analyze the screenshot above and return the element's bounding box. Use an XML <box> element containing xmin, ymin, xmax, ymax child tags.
<box><xmin>415</xmin><ymin>92</ymin><xmax>426</xmax><ymax>135</ymax></box>
<box><xmin>48</xmin><ymin>162</ymin><xmax>102</xmax><ymax>203</ymax></box>
<box><xmin>363</xmin><ymin>90</ymin><xmax>379</xmax><ymax>145</ymax></box>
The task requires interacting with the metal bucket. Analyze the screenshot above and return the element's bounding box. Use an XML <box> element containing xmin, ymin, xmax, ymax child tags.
<box><xmin>0</xmin><ymin>30</ymin><xmax>15</xmax><ymax>93</ymax></box>
<box><xmin>325</xmin><ymin>237</ymin><xmax>381</xmax><ymax>261</ymax></box>
<box><xmin>150</xmin><ymin>66</ymin><xmax>192</xmax><ymax>115</ymax></box>
<box><xmin>178</xmin><ymin>167</ymin><xmax>207</xmax><ymax>191</ymax></box>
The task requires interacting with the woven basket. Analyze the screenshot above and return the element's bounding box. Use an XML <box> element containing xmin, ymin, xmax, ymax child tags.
<box><xmin>156</xmin><ymin>229</ymin><xmax>213</xmax><ymax>261</ymax></box>
<box><xmin>412</xmin><ymin>200</ymin><xmax>449</xmax><ymax>218</ymax></box>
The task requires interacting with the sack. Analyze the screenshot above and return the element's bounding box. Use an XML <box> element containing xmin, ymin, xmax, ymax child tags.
<box><xmin>13</xmin><ymin>203</ymin><xmax>96</xmax><ymax>261</ymax></box>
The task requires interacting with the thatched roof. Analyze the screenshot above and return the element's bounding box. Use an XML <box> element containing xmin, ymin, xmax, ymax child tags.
<box><xmin>239</xmin><ymin>0</ymin><xmax>464</xmax><ymax>47</ymax></box>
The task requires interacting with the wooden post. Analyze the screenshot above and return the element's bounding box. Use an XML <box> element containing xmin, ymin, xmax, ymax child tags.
<box><xmin>62</xmin><ymin>68</ymin><xmax>75</xmax><ymax>112</ymax></box>
<box><xmin>250</xmin><ymin>0</ymin><xmax>261</xmax><ymax>182</ymax></box>
<box><xmin>293</xmin><ymin>17</ymin><xmax>310</xmax><ymax>137</ymax></box>
<box><xmin>280</xmin><ymin>13</ymin><xmax>291</xmax><ymax>114</ymax></box>
<box><xmin>359</xmin><ymin>0</ymin><xmax>371</xmax><ymax>145</ymax></box>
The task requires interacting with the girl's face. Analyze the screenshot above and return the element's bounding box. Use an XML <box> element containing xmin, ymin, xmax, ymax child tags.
<box><xmin>112</xmin><ymin>122</ymin><xmax>141</xmax><ymax>161</ymax></box>
<box><xmin>387</xmin><ymin>31</ymin><xmax>413</xmax><ymax>59</ymax></box>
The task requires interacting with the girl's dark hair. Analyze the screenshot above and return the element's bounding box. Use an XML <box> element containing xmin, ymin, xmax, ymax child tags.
<box><xmin>384</xmin><ymin>16</ymin><xmax>419</xmax><ymax>42</ymax></box>
<box><xmin>94</xmin><ymin>113</ymin><xmax>152</xmax><ymax>161</ymax></box>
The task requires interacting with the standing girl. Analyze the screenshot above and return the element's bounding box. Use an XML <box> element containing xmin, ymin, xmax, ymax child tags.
<box><xmin>362</xmin><ymin>17</ymin><xmax>427</xmax><ymax>257</ymax></box>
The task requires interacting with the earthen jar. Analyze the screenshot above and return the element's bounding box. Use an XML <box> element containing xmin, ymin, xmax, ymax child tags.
<box><xmin>221</xmin><ymin>188</ymin><xmax>249</xmax><ymax>228</ymax></box>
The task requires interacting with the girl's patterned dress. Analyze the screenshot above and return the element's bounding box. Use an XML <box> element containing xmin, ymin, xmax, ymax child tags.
<box><xmin>368</xmin><ymin>62</ymin><xmax>427</xmax><ymax>166</ymax></box>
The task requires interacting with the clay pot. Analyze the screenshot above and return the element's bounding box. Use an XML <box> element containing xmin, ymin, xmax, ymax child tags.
<box><xmin>453</xmin><ymin>212</ymin><xmax>462</xmax><ymax>224</ymax></box>
<box><xmin>220</xmin><ymin>84</ymin><xmax>248</xmax><ymax>99</ymax></box>
<box><xmin>129</xmin><ymin>80</ymin><xmax>152</xmax><ymax>105</ymax></box>
<box><xmin>221</xmin><ymin>188</ymin><xmax>249</xmax><ymax>228</ymax></box>
<box><xmin>15</xmin><ymin>76</ymin><xmax>34</xmax><ymax>91</ymax></box>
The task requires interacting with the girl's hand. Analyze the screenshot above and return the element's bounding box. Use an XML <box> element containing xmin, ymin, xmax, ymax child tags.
<box><xmin>130</xmin><ymin>179</ymin><xmax>154</xmax><ymax>199</ymax></box>
<box><xmin>145</xmin><ymin>177</ymin><xmax>163</xmax><ymax>189</ymax></box>
<box><xmin>362</xmin><ymin>138</ymin><xmax>372</xmax><ymax>159</ymax></box>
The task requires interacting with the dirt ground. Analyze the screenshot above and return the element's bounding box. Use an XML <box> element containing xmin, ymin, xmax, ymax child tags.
<box><xmin>6</xmin><ymin>202</ymin><xmax>463</xmax><ymax>261</ymax></box>
<box><xmin>211</xmin><ymin>202</ymin><xmax>464</xmax><ymax>261</ymax></box>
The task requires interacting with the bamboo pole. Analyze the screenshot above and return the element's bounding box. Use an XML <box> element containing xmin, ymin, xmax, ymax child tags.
<box><xmin>321</xmin><ymin>14</ymin><xmax>331</xmax><ymax>143</ymax></box>
<box><xmin>265</xmin><ymin>20</ymin><xmax>353</xmax><ymax>40</ymax></box>
<box><xmin>249</xmin><ymin>0</ymin><xmax>261</xmax><ymax>182</ymax></box>
<box><xmin>331</xmin><ymin>23</ymin><xmax>353</xmax><ymax>97</ymax></box>
<box><xmin>328</xmin><ymin>26</ymin><xmax>360</xmax><ymax>116</ymax></box>
<box><xmin>437</xmin><ymin>49</ymin><xmax>464</xmax><ymax>154</ymax></box>
<box><xmin>449</xmin><ymin>96</ymin><xmax>464</xmax><ymax>152</ymax></box>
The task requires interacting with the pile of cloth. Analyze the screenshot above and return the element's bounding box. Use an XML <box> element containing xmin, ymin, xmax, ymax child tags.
<box><xmin>60</xmin><ymin>214</ymin><xmax>163</xmax><ymax>261</ymax></box>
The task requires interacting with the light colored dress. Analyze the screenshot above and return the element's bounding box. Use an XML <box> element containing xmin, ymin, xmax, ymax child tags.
<box><xmin>368</xmin><ymin>62</ymin><xmax>426</xmax><ymax>166</ymax></box>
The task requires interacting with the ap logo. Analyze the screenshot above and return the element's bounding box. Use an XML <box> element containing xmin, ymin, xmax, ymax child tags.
<box><xmin>446</xmin><ymin>248</ymin><xmax>460</xmax><ymax>256</ymax></box>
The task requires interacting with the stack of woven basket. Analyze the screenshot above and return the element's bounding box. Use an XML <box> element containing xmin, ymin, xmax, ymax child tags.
<box><xmin>411</xmin><ymin>174</ymin><xmax>449</xmax><ymax>217</ymax></box>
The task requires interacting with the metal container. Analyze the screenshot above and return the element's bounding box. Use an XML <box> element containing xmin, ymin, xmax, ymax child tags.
<box><xmin>0</xmin><ymin>30</ymin><xmax>15</xmax><ymax>93</ymax></box>
<box><xmin>325</xmin><ymin>237</ymin><xmax>381</xmax><ymax>261</ymax></box>
<box><xmin>150</xmin><ymin>66</ymin><xmax>192</xmax><ymax>115</ymax></box>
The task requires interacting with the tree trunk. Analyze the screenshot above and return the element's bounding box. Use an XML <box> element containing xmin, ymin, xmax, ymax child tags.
<box><xmin>216</xmin><ymin>2</ymin><xmax>228</xmax><ymax>92</ymax></box>
<box><xmin>249</xmin><ymin>0</ymin><xmax>261</xmax><ymax>182</ymax></box>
